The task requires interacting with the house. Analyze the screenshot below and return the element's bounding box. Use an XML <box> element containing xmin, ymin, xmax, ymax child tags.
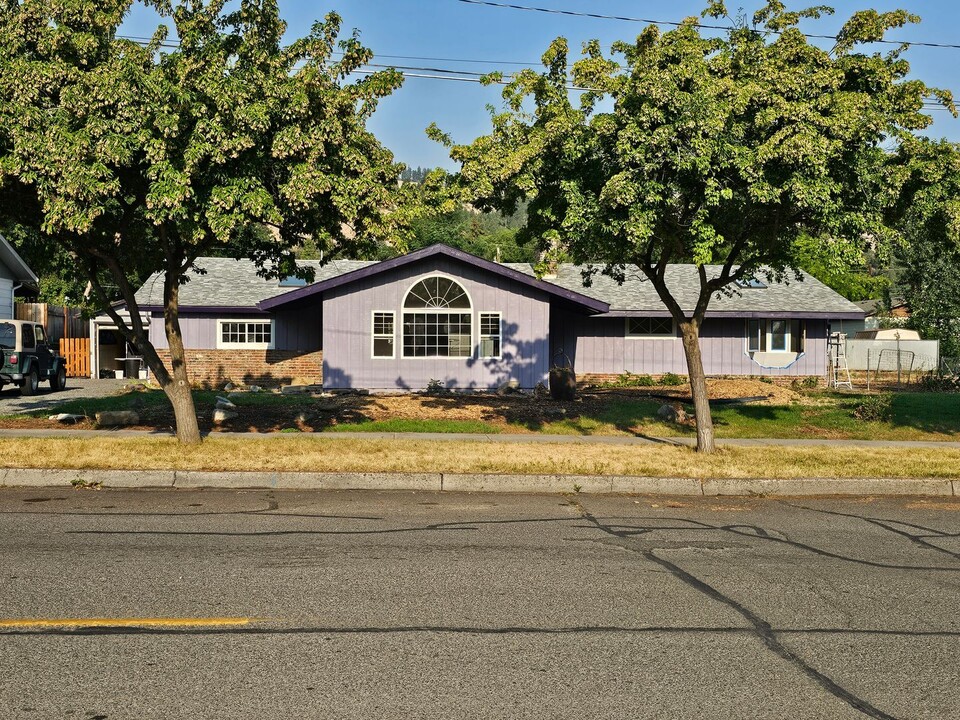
<box><xmin>99</xmin><ymin>243</ymin><xmax>864</xmax><ymax>388</ymax></box>
<box><xmin>0</xmin><ymin>233</ymin><xmax>38</xmax><ymax>319</ymax></box>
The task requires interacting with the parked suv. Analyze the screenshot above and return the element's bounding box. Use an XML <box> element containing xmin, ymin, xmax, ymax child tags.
<box><xmin>0</xmin><ymin>320</ymin><xmax>67</xmax><ymax>395</ymax></box>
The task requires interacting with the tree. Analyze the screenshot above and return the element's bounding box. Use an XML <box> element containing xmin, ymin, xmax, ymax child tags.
<box><xmin>434</xmin><ymin>1</ymin><xmax>953</xmax><ymax>452</ymax></box>
<box><xmin>0</xmin><ymin>0</ymin><xmax>409</xmax><ymax>442</ymax></box>
<box><xmin>791</xmin><ymin>233</ymin><xmax>888</xmax><ymax>302</ymax></box>
<box><xmin>888</xmin><ymin>138</ymin><xmax>960</xmax><ymax>358</ymax></box>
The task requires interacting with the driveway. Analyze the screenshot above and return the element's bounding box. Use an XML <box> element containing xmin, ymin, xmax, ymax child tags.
<box><xmin>0</xmin><ymin>377</ymin><xmax>130</xmax><ymax>415</ymax></box>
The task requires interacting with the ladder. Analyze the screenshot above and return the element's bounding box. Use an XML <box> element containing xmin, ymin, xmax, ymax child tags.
<box><xmin>828</xmin><ymin>332</ymin><xmax>853</xmax><ymax>389</ymax></box>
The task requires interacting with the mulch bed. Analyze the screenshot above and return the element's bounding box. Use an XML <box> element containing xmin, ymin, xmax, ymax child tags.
<box><xmin>0</xmin><ymin>379</ymin><xmax>807</xmax><ymax>434</ymax></box>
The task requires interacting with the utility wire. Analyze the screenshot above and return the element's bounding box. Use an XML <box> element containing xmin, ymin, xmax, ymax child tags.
<box><xmin>457</xmin><ymin>0</ymin><xmax>960</xmax><ymax>50</ymax></box>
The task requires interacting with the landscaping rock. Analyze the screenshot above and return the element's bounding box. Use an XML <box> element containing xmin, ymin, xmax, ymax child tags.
<box><xmin>497</xmin><ymin>379</ymin><xmax>520</xmax><ymax>395</ymax></box>
<box><xmin>248</xmin><ymin>385</ymin><xmax>262</xmax><ymax>393</ymax></box>
<box><xmin>95</xmin><ymin>410</ymin><xmax>140</xmax><ymax>427</ymax></box>
<box><xmin>213</xmin><ymin>408</ymin><xmax>238</xmax><ymax>423</ymax></box>
<box><xmin>657</xmin><ymin>404</ymin><xmax>687</xmax><ymax>424</ymax></box>
<box><xmin>281</xmin><ymin>385</ymin><xmax>308</xmax><ymax>395</ymax></box>
<box><xmin>544</xmin><ymin>407</ymin><xmax>567</xmax><ymax>419</ymax></box>
<box><xmin>223</xmin><ymin>382</ymin><xmax>235</xmax><ymax>391</ymax></box>
<box><xmin>215</xmin><ymin>396</ymin><xmax>236</xmax><ymax>409</ymax></box>
<box><xmin>48</xmin><ymin>413</ymin><xmax>85</xmax><ymax>424</ymax></box>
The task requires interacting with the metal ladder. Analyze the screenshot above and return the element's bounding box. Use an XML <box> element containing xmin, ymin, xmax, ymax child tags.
<box><xmin>828</xmin><ymin>332</ymin><xmax>853</xmax><ymax>389</ymax></box>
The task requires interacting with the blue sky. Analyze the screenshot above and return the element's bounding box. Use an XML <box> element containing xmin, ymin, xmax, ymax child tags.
<box><xmin>124</xmin><ymin>0</ymin><xmax>960</xmax><ymax>170</ymax></box>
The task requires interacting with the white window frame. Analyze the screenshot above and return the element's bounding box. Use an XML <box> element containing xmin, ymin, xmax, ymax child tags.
<box><xmin>625</xmin><ymin>316</ymin><xmax>676</xmax><ymax>340</ymax></box>
<box><xmin>401</xmin><ymin>274</ymin><xmax>475</xmax><ymax>360</ymax></box>
<box><xmin>216</xmin><ymin>318</ymin><xmax>275</xmax><ymax>350</ymax></box>
<box><xmin>478</xmin><ymin>312</ymin><xmax>502</xmax><ymax>359</ymax></box>
<box><xmin>371</xmin><ymin>310</ymin><xmax>395</xmax><ymax>359</ymax></box>
<box><xmin>745</xmin><ymin>319</ymin><xmax>805</xmax><ymax>356</ymax></box>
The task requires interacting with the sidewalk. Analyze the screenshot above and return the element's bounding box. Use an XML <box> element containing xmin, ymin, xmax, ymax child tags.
<box><xmin>1</xmin><ymin>427</ymin><xmax>959</xmax><ymax>449</ymax></box>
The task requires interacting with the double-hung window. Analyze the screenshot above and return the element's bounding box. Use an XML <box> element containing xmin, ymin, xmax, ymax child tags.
<box><xmin>217</xmin><ymin>319</ymin><xmax>274</xmax><ymax>350</ymax></box>
<box><xmin>372</xmin><ymin>312</ymin><xmax>395</xmax><ymax>358</ymax></box>
<box><xmin>479</xmin><ymin>313</ymin><xmax>501</xmax><ymax>358</ymax></box>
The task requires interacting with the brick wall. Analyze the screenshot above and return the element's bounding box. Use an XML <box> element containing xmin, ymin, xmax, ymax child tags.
<box><xmin>156</xmin><ymin>349</ymin><xmax>323</xmax><ymax>388</ymax></box>
<box><xmin>579</xmin><ymin>372</ymin><xmax>823</xmax><ymax>388</ymax></box>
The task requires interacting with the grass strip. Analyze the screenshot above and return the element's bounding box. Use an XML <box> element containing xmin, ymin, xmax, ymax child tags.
<box><xmin>1</xmin><ymin>437</ymin><xmax>958</xmax><ymax>479</ymax></box>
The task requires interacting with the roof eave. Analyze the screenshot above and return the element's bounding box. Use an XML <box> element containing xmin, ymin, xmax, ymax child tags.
<box><xmin>601</xmin><ymin>310</ymin><xmax>865</xmax><ymax>320</ymax></box>
<box><xmin>258</xmin><ymin>244</ymin><xmax>609</xmax><ymax>314</ymax></box>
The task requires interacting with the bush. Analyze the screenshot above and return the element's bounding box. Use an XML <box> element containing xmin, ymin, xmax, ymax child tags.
<box><xmin>659</xmin><ymin>373</ymin><xmax>684</xmax><ymax>386</ymax></box>
<box><xmin>760</xmin><ymin>376</ymin><xmax>774</xmax><ymax>384</ymax></box>
<box><xmin>853</xmin><ymin>393</ymin><xmax>893</xmax><ymax>422</ymax></box>
<box><xmin>917</xmin><ymin>373</ymin><xmax>960</xmax><ymax>393</ymax></box>
<box><xmin>791</xmin><ymin>376</ymin><xmax>819</xmax><ymax>391</ymax></box>
<box><xmin>611</xmin><ymin>372</ymin><xmax>655</xmax><ymax>388</ymax></box>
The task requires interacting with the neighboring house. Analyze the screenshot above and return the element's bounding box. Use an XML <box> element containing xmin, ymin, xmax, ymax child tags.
<box><xmin>99</xmin><ymin>243</ymin><xmax>863</xmax><ymax>388</ymax></box>
<box><xmin>0</xmin><ymin>233</ymin><xmax>39</xmax><ymax>319</ymax></box>
<box><xmin>837</xmin><ymin>297</ymin><xmax>911</xmax><ymax>337</ymax></box>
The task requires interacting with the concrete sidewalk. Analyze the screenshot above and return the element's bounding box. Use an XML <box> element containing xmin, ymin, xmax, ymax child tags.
<box><xmin>0</xmin><ymin>427</ymin><xmax>959</xmax><ymax>449</ymax></box>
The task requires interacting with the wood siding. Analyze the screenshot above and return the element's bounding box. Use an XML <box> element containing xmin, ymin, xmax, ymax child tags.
<box><xmin>322</xmin><ymin>257</ymin><xmax>552</xmax><ymax>390</ymax></box>
<box><xmin>0</xmin><ymin>278</ymin><xmax>11</xmax><ymax>319</ymax></box>
<box><xmin>552</xmin><ymin>312</ymin><xmax>828</xmax><ymax>377</ymax></box>
<box><xmin>149</xmin><ymin>309</ymin><xmax>321</xmax><ymax>352</ymax></box>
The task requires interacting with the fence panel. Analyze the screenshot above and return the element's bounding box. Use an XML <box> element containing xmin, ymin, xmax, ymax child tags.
<box><xmin>15</xmin><ymin>303</ymin><xmax>85</xmax><ymax>343</ymax></box>
<box><xmin>59</xmin><ymin>337</ymin><xmax>90</xmax><ymax>378</ymax></box>
<box><xmin>844</xmin><ymin>339</ymin><xmax>940</xmax><ymax>372</ymax></box>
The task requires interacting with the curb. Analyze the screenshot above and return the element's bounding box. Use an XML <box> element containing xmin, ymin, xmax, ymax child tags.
<box><xmin>0</xmin><ymin>468</ymin><xmax>956</xmax><ymax>497</ymax></box>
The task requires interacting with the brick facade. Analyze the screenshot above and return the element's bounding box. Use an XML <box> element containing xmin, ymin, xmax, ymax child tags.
<box><xmin>578</xmin><ymin>372</ymin><xmax>823</xmax><ymax>388</ymax></box>
<box><xmin>156</xmin><ymin>349</ymin><xmax>323</xmax><ymax>388</ymax></box>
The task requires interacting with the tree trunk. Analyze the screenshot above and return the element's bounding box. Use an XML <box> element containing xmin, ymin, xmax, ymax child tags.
<box><xmin>678</xmin><ymin>321</ymin><xmax>716</xmax><ymax>453</ymax></box>
<box><xmin>163</xmin><ymin>275</ymin><xmax>202</xmax><ymax>444</ymax></box>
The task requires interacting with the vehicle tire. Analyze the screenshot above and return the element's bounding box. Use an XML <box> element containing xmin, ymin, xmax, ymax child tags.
<box><xmin>51</xmin><ymin>365</ymin><xmax>66</xmax><ymax>391</ymax></box>
<box><xmin>21</xmin><ymin>368</ymin><xmax>39</xmax><ymax>396</ymax></box>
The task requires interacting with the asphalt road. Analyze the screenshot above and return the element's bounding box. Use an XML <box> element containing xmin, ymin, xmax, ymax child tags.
<box><xmin>1</xmin><ymin>489</ymin><xmax>958</xmax><ymax>719</ymax></box>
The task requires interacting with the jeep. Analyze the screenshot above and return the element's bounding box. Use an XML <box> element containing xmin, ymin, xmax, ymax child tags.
<box><xmin>0</xmin><ymin>320</ymin><xmax>68</xmax><ymax>395</ymax></box>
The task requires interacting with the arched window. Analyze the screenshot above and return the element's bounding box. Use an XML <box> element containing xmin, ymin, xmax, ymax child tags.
<box><xmin>402</xmin><ymin>276</ymin><xmax>472</xmax><ymax>357</ymax></box>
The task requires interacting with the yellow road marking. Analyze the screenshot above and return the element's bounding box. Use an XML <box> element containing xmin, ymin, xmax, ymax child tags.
<box><xmin>0</xmin><ymin>617</ymin><xmax>254</xmax><ymax>629</ymax></box>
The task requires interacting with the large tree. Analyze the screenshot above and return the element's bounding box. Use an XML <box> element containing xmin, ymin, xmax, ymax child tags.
<box><xmin>0</xmin><ymin>0</ymin><xmax>409</xmax><ymax>442</ymax></box>
<box><xmin>436</xmin><ymin>1</ymin><xmax>953</xmax><ymax>452</ymax></box>
<box><xmin>888</xmin><ymin>138</ymin><xmax>960</xmax><ymax>359</ymax></box>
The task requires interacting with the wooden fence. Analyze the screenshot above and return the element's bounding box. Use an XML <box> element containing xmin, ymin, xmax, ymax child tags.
<box><xmin>59</xmin><ymin>337</ymin><xmax>90</xmax><ymax>378</ymax></box>
<box><xmin>15</xmin><ymin>303</ymin><xmax>86</xmax><ymax>343</ymax></box>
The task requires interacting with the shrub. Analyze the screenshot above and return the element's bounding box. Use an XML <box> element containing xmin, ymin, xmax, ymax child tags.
<box><xmin>790</xmin><ymin>376</ymin><xmax>819</xmax><ymax>391</ymax></box>
<box><xmin>853</xmin><ymin>393</ymin><xmax>894</xmax><ymax>422</ymax></box>
<box><xmin>760</xmin><ymin>376</ymin><xmax>774</xmax><ymax>384</ymax></box>
<box><xmin>659</xmin><ymin>372</ymin><xmax>684</xmax><ymax>386</ymax></box>
<box><xmin>611</xmin><ymin>372</ymin><xmax>655</xmax><ymax>388</ymax></box>
<box><xmin>424</xmin><ymin>378</ymin><xmax>450</xmax><ymax>396</ymax></box>
<box><xmin>917</xmin><ymin>373</ymin><xmax>960</xmax><ymax>393</ymax></box>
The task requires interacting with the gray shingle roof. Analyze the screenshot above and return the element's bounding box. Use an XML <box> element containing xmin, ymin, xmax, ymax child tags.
<box><xmin>133</xmin><ymin>257</ymin><xmax>376</xmax><ymax>308</ymax></box>
<box><xmin>133</xmin><ymin>253</ymin><xmax>863</xmax><ymax>317</ymax></box>
<box><xmin>534</xmin><ymin>264</ymin><xmax>865</xmax><ymax>316</ymax></box>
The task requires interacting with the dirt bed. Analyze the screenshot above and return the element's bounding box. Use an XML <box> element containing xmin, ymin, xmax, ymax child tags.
<box><xmin>0</xmin><ymin>378</ymin><xmax>807</xmax><ymax>434</ymax></box>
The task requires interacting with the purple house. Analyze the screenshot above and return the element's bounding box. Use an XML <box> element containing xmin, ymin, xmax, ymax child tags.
<box><xmin>99</xmin><ymin>243</ymin><xmax>863</xmax><ymax>388</ymax></box>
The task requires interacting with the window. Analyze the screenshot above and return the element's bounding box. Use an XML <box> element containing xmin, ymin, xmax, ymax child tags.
<box><xmin>402</xmin><ymin>276</ymin><xmax>473</xmax><ymax>358</ymax></box>
<box><xmin>0</xmin><ymin>322</ymin><xmax>14</xmax><ymax>350</ymax></box>
<box><xmin>403</xmin><ymin>312</ymin><xmax>472</xmax><ymax>358</ymax></box>
<box><xmin>626</xmin><ymin>317</ymin><xmax>675</xmax><ymax>338</ymax></box>
<box><xmin>746</xmin><ymin>320</ymin><xmax>805</xmax><ymax>356</ymax></box>
<box><xmin>479</xmin><ymin>313</ymin><xmax>501</xmax><ymax>358</ymax></box>
<box><xmin>22</xmin><ymin>325</ymin><xmax>35</xmax><ymax>349</ymax></box>
<box><xmin>217</xmin><ymin>319</ymin><xmax>274</xmax><ymax>349</ymax></box>
<box><xmin>404</xmin><ymin>277</ymin><xmax>471</xmax><ymax>309</ymax></box>
<box><xmin>372</xmin><ymin>312</ymin><xmax>395</xmax><ymax>358</ymax></box>
<box><xmin>34</xmin><ymin>326</ymin><xmax>46</xmax><ymax>346</ymax></box>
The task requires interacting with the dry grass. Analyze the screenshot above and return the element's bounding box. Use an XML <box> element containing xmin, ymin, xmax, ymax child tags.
<box><xmin>1</xmin><ymin>437</ymin><xmax>959</xmax><ymax>479</ymax></box>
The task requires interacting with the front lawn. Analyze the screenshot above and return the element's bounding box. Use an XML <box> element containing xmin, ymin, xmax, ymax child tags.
<box><xmin>4</xmin><ymin>381</ymin><xmax>958</xmax><ymax>443</ymax></box>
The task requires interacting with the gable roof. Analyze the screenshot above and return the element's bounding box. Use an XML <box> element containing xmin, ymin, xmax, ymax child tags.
<box><xmin>258</xmin><ymin>244</ymin><xmax>610</xmax><ymax>314</ymax></box>
<box><xmin>130</xmin><ymin>245</ymin><xmax>863</xmax><ymax>319</ymax></box>
<box><xmin>0</xmin><ymin>232</ymin><xmax>39</xmax><ymax>288</ymax></box>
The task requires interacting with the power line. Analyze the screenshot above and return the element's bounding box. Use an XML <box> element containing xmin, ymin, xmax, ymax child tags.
<box><xmin>456</xmin><ymin>0</ymin><xmax>960</xmax><ymax>50</ymax></box>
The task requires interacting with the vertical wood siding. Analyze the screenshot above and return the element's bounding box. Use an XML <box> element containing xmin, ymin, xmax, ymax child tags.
<box><xmin>322</xmin><ymin>257</ymin><xmax>552</xmax><ymax>390</ymax></box>
<box><xmin>553</xmin><ymin>311</ymin><xmax>828</xmax><ymax>377</ymax></box>
<box><xmin>149</xmin><ymin>310</ymin><xmax>320</xmax><ymax>352</ymax></box>
<box><xmin>0</xmin><ymin>278</ymin><xmax>12</xmax><ymax>319</ymax></box>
